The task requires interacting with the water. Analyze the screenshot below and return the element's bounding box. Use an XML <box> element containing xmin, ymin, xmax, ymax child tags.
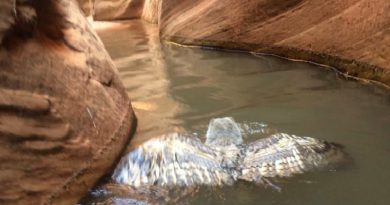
<box><xmin>90</xmin><ymin>20</ymin><xmax>390</xmax><ymax>205</ymax></box>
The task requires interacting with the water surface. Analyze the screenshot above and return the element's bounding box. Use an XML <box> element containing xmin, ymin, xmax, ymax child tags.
<box><xmin>91</xmin><ymin>20</ymin><xmax>390</xmax><ymax>205</ymax></box>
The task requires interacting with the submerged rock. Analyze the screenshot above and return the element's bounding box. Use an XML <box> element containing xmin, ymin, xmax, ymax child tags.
<box><xmin>0</xmin><ymin>0</ymin><xmax>136</xmax><ymax>204</ymax></box>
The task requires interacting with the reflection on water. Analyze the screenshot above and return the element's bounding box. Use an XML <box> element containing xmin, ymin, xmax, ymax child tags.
<box><xmin>92</xmin><ymin>20</ymin><xmax>390</xmax><ymax>205</ymax></box>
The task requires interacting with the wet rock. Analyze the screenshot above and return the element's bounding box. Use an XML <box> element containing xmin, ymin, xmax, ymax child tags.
<box><xmin>0</xmin><ymin>0</ymin><xmax>136</xmax><ymax>205</ymax></box>
<box><xmin>159</xmin><ymin>0</ymin><xmax>390</xmax><ymax>86</ymax></box>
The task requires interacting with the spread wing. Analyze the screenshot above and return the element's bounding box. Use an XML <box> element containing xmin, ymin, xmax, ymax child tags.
<box><xmin>112</xmin><ymin>133</ymin><xmax>233</xmax><ymax>187</ymax></box>
<box><xmin>239</xmin><ymin>133</ymin><xmax>346</xmax><ymax>182</ymax></box>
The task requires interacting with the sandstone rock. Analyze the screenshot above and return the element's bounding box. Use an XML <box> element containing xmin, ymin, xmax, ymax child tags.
<box><xmin>77</xmin><ymin>0</ymin><xmax>160</xmax><ymax>23</ymax></box>
<box><xmin>77</xmin><ymin>0</ymin><xmax>94</xmax><ymax>16</ymax></box>
<box><xmin>159</xmin><ymin>0</ymin><xmax>390</xmax><ymax>86</ymax></box>
<box><xmin>142</xmin><ymin>0</ymin><xmax>160</xmax><ymax>24</ymax></box>
<box><xmin>0</xmin><ymin>0</ymin><xmax>136</xmax><ymax>204</ymax></box>
<box><xmin>0</xmin><ymin>89</ymin><xmax>50</xmax><ymax>114</ymax></box>
<box><xmin>93</xmin><ymin>0</ymin><xmax>144</xmax><ymax>21</ymax></box>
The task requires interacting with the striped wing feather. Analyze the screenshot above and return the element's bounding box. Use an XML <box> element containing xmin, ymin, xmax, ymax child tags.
<box><xmin>112</xmin><ymin>133</ymin><xmax>233</xmax><ymax>187</ymax></box>
<box><xmin>239</xmin><ymin>133</ymin><xmax>345</xmax><ymax>182</ymax></box>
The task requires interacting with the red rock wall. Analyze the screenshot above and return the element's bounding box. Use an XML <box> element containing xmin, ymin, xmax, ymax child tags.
<box><xmin>77</xmin><ymin>0</ymin><xmax>145</xmax><ymax>21</ymax></box>
<box><xmin>0</xmin><ymin>0</ymin><xmax>136</xmax><ymax>204</ymax></box>
<box><xmin>142</xmin><ymin>0</ymin><xmax>161</xmax><ymax>24</ymax></box>
<box><xmin>159</xmin><ymin>0</ymin><xmax>390</xmax><ymax>86</ymax></box>
<box><xmin>93</xmin><ymin>0</ymin><xmax>144</xmax><ymax>20</ymax></box>
<box><xmin>77</xmin><ymin>0</ymin><xmax>93</xmax><ymax>16</ymax></box>
<box><xmin>77</xmin><ymin>0</ymin><xmax>161</xmax><ymax>23</ymax></box>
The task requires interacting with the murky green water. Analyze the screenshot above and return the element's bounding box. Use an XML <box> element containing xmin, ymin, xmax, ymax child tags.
<box><xmin>90</xmin><ymin>20</ymin><xmax>390</xmax><ymax>205</ymax></box>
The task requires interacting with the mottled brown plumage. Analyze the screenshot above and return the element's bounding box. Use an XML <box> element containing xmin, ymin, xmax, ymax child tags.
<box><xmin>113</xmin><ymin>118</ymin><xmax>347</xmax><ymax>189</ymax></box>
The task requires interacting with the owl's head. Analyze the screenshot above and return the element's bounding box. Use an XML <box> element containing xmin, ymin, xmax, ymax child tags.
<box><xmin>205</xmin><ymin>117</ymin><xmax>243</xmax><ymax>147</ymax></box>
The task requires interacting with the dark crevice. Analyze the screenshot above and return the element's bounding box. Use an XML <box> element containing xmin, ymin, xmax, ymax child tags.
<box><xmin>100</xmin><ymin>78</ymin><xmax>113</xmax><ymax>87</ymax></box>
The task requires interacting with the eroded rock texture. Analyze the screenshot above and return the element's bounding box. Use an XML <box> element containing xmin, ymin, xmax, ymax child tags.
<box><xmin>74</xmin><ymin>0</ymin><xmax>389</xmax><ymax>85</ymax></box>
<box><xmin>142</xmin><ymin>0</ymin><xmax>161</xmax><ymax>24</ymax></box>
<box><xmin>0</xmin><ymin>0</ymin><xmax>136</xmax><ymax>204</ymax></box>
<box><xmin>77</xmin><ymin>0</ymin><xmax>161</xmax><ymax>23</ymax></box>
<box><xmin>77</xmin><ymin>0</ymin><xmax>94</xmax><ymax>16</ymax></box>
<box><xmin>81</xmin><ymin>0</ymin><xmax>145</xmax><ymax>21</ymax></box>
<box><xmin>159</xmin><ymin>0</ymin><xmax>390</xmax><ymax>86</ymax></box>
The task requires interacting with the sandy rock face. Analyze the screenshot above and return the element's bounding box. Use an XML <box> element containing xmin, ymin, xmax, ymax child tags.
<box><xmin>0</xmin><ymin>1</ymin><xmax>136</xmax><ymax>205</ymax></box>
<box><xmin>77</xmin><ymin>0</ymin><xmax>94</xmax><ymax>16</ymax></box>
<box><xmin>142</xmin><ymin>0</ymin><xmax>161</xmax><ymax>24</ymax></box>
<box><xmin>77</xmin><ymin>0</ymin><xmax>161</xmax><ymax>23</ymax></box>
<box><xmin>159</xmin><ymin>0</ymin><xmax>390</xmax><ymax>86</ymax></box>
<box><xmin>79</xmin><ymin>0</ymin><xmax>145</xmax><ymax>21</ymax></box>
<box><xmin>74</xmin><ymin>0</ymin><xmax>389</xmax><ymax>85</ymax></box>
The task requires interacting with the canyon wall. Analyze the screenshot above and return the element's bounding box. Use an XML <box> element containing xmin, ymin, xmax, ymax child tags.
<box><xmin>159</xmin><ymin>0</ymin><xmax>390</xmax><ymax>86</ymax></box>
<box><xmin>142</xmin><ymin>0</ymin><xmax>160</xmax><ymax>24</ymax></box>
<box><xmin>77</xmin><ymin>0</ymin><xmax>161</xmax><ymax>23</ymax></box>
<box><xmin>0</xmin><ymin>0</ymin><xmax>136</xmax><ymax>204</ymax></box>
<box><xmin>77</xmin><ymin>0</ymin><xmax>145</xmax><ymax>21</ymax></box>
<box><xmin>76</xmin><ymin>0</ymin><xmax>390</xmax><ymax>86</ymax></box>
<box><xmin>93</xmin><ymin>0</ymin><xmax>144</xmax><ymax>21</ymax></box>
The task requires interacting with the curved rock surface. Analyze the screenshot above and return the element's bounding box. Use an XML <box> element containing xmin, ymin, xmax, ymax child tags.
<box><xmin>0</xmin><ymin>0</ymin><xmax>136</xmax><ymax>204</ymax></box>
<box><xmin>78</xmin><ymin>0</ymin><xmax>145</xmax><ymax>21</ymax></box>
<box><xmin>74</xmin><ymin>0</ymin><xmax>389</xmax><ymax>85</ymax></box>
<box><xmin>142</xmin><ymin>0</ymin><xmax>161</xmax><ymax>24</ymax></box>
<box><xmin>77</xmin><ymin>0</ymin><xmax>160</xmax><ymax>23</ymax></box>
<box><xmin>159</xmin><ymin>0</ymin><xmax>390</xmax><ymax>86</ymax></box>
